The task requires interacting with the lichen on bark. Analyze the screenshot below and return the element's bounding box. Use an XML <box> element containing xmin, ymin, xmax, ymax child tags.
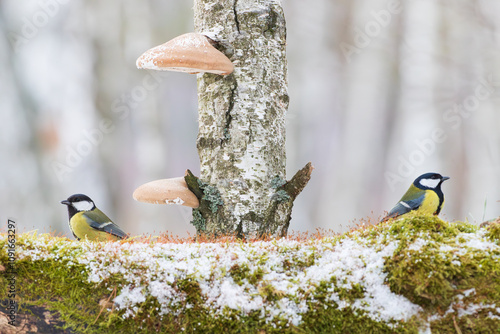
<box><xmin>192</xmin><ymin>0</ymin><xmax>310</xmax><ymax>238</ymax></box>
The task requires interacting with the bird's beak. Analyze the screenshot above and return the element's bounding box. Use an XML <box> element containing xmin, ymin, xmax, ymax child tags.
<box><xmin>61</xmin><ymin>200</ymin><xmax>70</xmax><ymax>205</ymax></box>
<box><xmin>442</xmin><ymin>176</ymin><xmax>450</xmax><ymax>182</ymax></box>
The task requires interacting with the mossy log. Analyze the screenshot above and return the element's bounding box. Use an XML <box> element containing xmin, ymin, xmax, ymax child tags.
<box><xmin>1</xmin><ymin>216</ymin><xmax>499</xmax><ymax>333</ymax></box>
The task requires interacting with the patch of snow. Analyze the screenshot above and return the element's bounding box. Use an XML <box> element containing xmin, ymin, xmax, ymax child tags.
<box><xmin>309</xmin><ymin>239</ymin><xmax>422</xmax><ymax>325</ymax></box>
<box><xmin>462</xmin><ymin>234</ymin><xmax>497</xmax><ymax>251</ymax></box>
<box><xmin>408</xmin><ymin>238</ymin><xmax>428</xmax><ymax>251</ymax></box>
<box><xmin>463</xmin><ymin>288</ymin><xmax>476</xmax><ymax>297</ymax></box>
<box><xmin>165</xmin><ymin>197</ymin><xmax>185</xmax><ymax>205</ymax></box>
<box><xmin>214</xmin><ymin>279</ymin><xmax>262</xmax><ymax>312</ymax></box>
<box><xmin>114</xmin><ymin>286</ymin><xmax>146</xmax><ymax>318</ymax></box>
<box><xmin>439</xmin><ymin>244</ymin><xmax>454</xmax><ymax>252</ymax></box>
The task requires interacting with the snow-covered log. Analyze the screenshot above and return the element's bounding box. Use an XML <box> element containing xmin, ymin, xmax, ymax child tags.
<box><xmin>1</xmin><ymin>216</ymin><xmax>499</xmax><ymax>333</ymax></box>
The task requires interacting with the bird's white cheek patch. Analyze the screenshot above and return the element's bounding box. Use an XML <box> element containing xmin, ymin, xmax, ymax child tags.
<box><xmin>73</xmin><ymin>200</ymin><xmax>94</xmax><ymax>211</ymax></box>
<box><xmin>419</xmin><ymin>178</ymin><xmax>440</xmax><ymax>188</ymax></box>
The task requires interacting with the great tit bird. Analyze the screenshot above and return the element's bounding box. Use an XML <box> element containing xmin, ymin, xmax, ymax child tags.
<box><xmin>61</xmin><ymin>194</ymin><xmax>128</xmax><ymax>241</ymax></box>
<box><xmin>381</xmin><ymin>172</ymin><xmax>450</xmax><ymax>222</ymax></box>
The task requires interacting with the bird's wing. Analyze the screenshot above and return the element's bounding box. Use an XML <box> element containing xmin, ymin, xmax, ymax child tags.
<box><xmin>82</xmin><ymin>210</ymin><xmax>128</xmax><ymax>239</ymax></box>
<box><xmin>381</xmin><ymin>193</ymin><xmax>426</xmax><ymax>222</ymax></box>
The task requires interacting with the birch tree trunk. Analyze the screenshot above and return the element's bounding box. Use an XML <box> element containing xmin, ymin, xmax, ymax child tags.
<box><xmin>188</xmin><ymin>0</ymin><xmax>311</xmax><ymax>238</ymax></box>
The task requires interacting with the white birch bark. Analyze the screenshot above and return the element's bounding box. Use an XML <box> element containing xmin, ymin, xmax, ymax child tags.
<box><xmin>191</xmin><ymin>0</ymin><xmax>310</xmax><ymax>237</ymax></box>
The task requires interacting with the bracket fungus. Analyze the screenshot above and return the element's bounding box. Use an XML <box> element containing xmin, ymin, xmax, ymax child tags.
<box><xmin>133</xmin><ymin>177</ymin><xmax>199</xmax><ymax>208</ymax></box>
<box><xmin>136</xmin><ymin>32</ymin><xmax>234</xmax><ymax>75</ymax></box>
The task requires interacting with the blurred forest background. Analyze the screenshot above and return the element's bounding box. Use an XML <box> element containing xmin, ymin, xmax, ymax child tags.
<box><xmin>1</xmin><ymin>0</ymin><xmax>500</xmax><ymax>238</ymax></box>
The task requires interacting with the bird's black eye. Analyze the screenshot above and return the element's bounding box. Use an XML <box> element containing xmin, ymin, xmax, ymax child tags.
<box><xmin>431</xmin><ymin>174</ymin><xmax>440</xmax><ymax>179</ymax></box>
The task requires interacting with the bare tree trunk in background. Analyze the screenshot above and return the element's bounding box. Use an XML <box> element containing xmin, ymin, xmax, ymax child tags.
<box><xmin>188</xmin><ymin>0</ymin><xmax>312</xmax><ymax>238</ymax></box>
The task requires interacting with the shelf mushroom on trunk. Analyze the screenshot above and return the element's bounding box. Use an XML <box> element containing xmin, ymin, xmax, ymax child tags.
<box><xmin>136</xmin><ymin>33</ymin><xmax>234</xmax><ymax>75</ymax></box>
<box><xmin>133</xmin><ymin>177</ymin><xmax>199</xmax><ymax>208</ymax></box>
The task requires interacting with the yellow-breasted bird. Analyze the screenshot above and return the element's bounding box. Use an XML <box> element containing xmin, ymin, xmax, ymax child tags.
<box><xmin>61</xmin><ymin>194</ymin><xmax>128</xmax><ymax>241</ymax></box>
<box><xmin>381</xmin><ymin>172</ymin><xmax>450</xmax><ymax>222</ymax></box>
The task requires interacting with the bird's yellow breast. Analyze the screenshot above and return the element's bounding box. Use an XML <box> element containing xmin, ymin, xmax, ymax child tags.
<box><xmin>70</xmin><ymin>212</ymin><xmax>121</xmax><ymax>241</ymax></box>
<box><xmin>417</xmin><ymin>190</ymin><xmax>442</xmax><ymax>215</ymax></box>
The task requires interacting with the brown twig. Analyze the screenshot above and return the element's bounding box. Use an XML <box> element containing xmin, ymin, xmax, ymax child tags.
<box><xmin>184</xmin><ymin>169</ymin><xmax>204</xmax><ymax>199</ymax></box>
<box><xmin>94</xmin><ymin>287</ymin><xmax>117</xmax><ymax>325</ymax></box>
<box><xmin>283</xmin><ymin>162</ymin><xmax>314</xmax><ymax>200</ymax></box>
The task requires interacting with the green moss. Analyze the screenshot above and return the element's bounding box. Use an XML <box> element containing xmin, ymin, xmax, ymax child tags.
<box><xmin>269</xmin><ymin>176</ymin><xmax>290</xmax><ymax>203</ymax></box>
<box><xmin>175</xmin><ymin>275</ymin><xmax>204</xmax><ymax>306</ymax></box>
<box><xmin>229</xmin><ymin>263</ymin><xmax>264</xmax><ymax>286</ymax></box>
<box><xmin>270</xmin><ymin>176</ymin><xmax>286</xmax><ymax>189</ymax></box>
<box><xmin>258</xmin><ymin>282</ymin><xmax>285</xmax><ymax>302</ymax></box>
<box><xmin>197</xmin><ymin>179</ymin><xmax>224</xmax><ymax>213</ymax></box>
<box><xmin>430</xmin><ymin>310</ymin><xmax>500</xmax><ymax>333</ymax></box>
<box><xmin>300</xmin><ymin>281</ymin><xmax>420</xmax><ymax>333</ymax></box>
<box><xmin>273</xmin><ymin>189</ymin><xmax>291</xmax><ymax>203</ymax></box>
<box><xmin>223</xmin><ymin>128</ymin><xmax>231</xmax><ymax>140</ymax></box>
<box><xmin>484</xmin><ymin>221</ymin><xmax>500</xmax><ymax>242</ymax></box>
<box><xmin>229</xmin><ymin>263</ymin><xmax>251</xmax><ymax>286</ymax></box>
<box><xmin>190</xmin><ymin>209</ymin><xmax>206</xmax><ymax>232</ymax></box>
<box><xmin>384</xmin><ymin>215</ymin><xmax>500</xmax><ymax>315</ymax></box>
<box><xmin>203</xmin><ymin>185</ymin><xmax>224</xmax><ymax>213</ymax></box>
<box><xmin>387</xmin><ymin>214</ymin><xmax>460</xmax><ymax>243</ymax></box>
<box><xmin>454</xmin><ymin>221</ymin><xmax>479</xmax><ymax>233</ymax></box>
<box><xmin>282</xmin><ymin>251</ymin><xmax>316</xmax><ymax>272</ymax></box>
<box><xmin>1</xmin><ymin>258</ymin><xmax>123</xmax><ymax>333</ymax></box>
<box><xmin>300</xmin><ymin>306</ymin><xmax>418</xmax><ymax>334</ymax></box>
